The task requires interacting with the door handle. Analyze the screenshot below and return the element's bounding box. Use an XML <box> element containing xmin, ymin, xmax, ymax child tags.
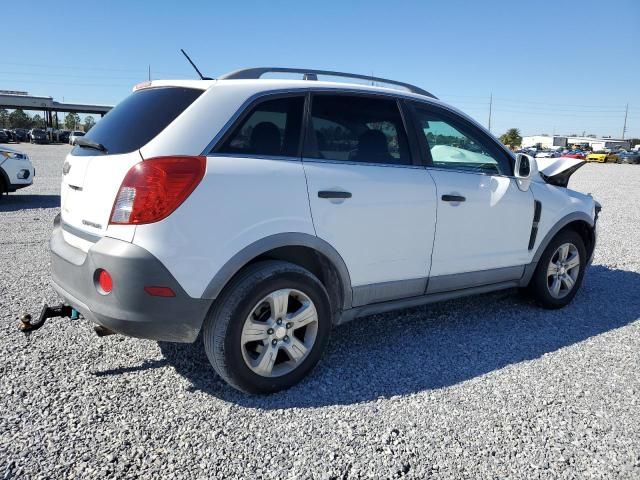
<box><xmin>441</xmin><ymin>194</ymin><xmax>466</xmax><ymax>202</ymax></box>
<box><xmin>318</xmin><ymin>191</ymin><xmax>352</xmax><ymax>199</ymax></box>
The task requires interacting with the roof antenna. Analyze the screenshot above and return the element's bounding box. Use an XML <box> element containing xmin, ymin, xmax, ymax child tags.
<box><xmin>180</xmin><ymin>49</ymin><xmax>212</xmax><ymax>80</ymax></box>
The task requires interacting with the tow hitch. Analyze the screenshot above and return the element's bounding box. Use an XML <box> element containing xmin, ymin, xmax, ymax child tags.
<box><xmin>18</xmin><ymin>304</ymin><xmax>79</xmax><ymax>334</ymax></box>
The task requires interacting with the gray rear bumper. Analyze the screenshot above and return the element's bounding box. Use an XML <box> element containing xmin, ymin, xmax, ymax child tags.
<box><xmin>50</xmin><ymin>216</ymin><xmax>211</xmax><ymax>342</ymax></box>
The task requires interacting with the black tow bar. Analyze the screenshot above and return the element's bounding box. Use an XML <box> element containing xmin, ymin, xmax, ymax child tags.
<box><xmin>18</xmin><ymin>304</ymin><xmax>79</xmax><ymax>334</ymax></box>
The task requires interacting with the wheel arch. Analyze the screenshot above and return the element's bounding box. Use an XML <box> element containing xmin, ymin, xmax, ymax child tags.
<box><xmin>521</xmin><ymin>211</ymin><xmax>595</xmax><ymax>286</ymax></box>
<box><xmin>201</xmin><ymin>233</ymin><xmax>353</xmax><ymax>319</ymax></box>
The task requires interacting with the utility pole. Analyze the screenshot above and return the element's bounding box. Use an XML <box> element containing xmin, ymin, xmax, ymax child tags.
<box><xmin>148</xmin><ymin>65</ymin><xmax>151</xmax><ymax>81</ymax></box>
<box><xmin>488</xmin><ymin>93</ymin><xmax>493</xmax><ymax>132</ymax></box>
<box><xmin>622</xmin><ymin>103</ymin><xmax>628</xmax><ymax>140</ymax></box>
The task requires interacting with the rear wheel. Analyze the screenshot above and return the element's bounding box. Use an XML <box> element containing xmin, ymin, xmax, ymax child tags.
<box><xmin>202</xmin><ymin>260</ymin><xmax>332</xmax><ymax>394</ymax></box>
<box><xmin>528</xmin><ymin>230</ymin><xmax>586</xmax><ymax>309</ymax></box>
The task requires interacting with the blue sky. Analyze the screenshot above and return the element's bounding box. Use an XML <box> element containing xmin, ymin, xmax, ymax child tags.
<box><xmin>4</xmin><ymin>0</ymin><xmax>640</xmax><ymax>137</ymax></box>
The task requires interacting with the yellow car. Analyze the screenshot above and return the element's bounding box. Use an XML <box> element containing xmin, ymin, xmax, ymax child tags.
<box><xmin>586</xmin><ymin>152</ymin><xmax>618</xmax><ymax>163</ymax></box>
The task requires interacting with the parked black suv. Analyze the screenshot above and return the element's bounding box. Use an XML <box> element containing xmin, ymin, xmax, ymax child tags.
<box><xmin>30</xmin><ymin>129</ymin><xmax>49</xmax><ymax>144</ymax></box>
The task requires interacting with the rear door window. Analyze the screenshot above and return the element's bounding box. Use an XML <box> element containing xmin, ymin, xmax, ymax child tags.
<box><xmin>215</xmin><ymin>95</ymin><xmax>305</xmax><ymax>158</ymax></box>
<box><xmin>75</xmin><ymin>87</ymin><xmax>203</xmax><ymax>155</ymax></box>
<box><xmin>305</xmin><ymin>94</ymin><xmax>412</xmax><ymax>165</ymax></box>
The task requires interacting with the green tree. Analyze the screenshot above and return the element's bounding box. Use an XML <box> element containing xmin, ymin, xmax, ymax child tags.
<box><xmin>64</xmin><ymin>112</ymin><xmax>81</xmax><ymax>130</ymax></box>
<box><xmin>8</xmin><ymin>109</ymin><xmax>32</xmax><ymax>128</ymax></box>
<box><xmin>32</xmin><ymin>114</ymin><xmax>45</xmax><ymax>128</ymax></box>
<box><xmin>0</xmin><ymin>109</ymin><xmax>8</xmax><ymax>128</ymax></box>
<box><xmin>499</xmin><ymin>128</ymin><xmax>522</xmax><ymax>148</ymax></box>
<box><xmin>83</xmin><ymin>115</ymin><xmax>96</xmax><ymax>132</ymax></box>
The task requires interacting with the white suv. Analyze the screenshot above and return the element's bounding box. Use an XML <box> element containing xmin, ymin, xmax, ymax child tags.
<box><xmin>50</xmin><ymin>68</ymin><xmax>599</xmax><ymax>393</ymax></box>
<box><xmin>1</xmin><ymin>145</ymin><xmax>35</xmax><ymax>196</ymax></box>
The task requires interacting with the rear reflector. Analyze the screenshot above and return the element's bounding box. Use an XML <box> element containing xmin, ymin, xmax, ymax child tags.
<box><xmin>96</xmin><ymin>269</ymin><xmax>113</xmax><ymax>294</ymax></box>
<box><xmin>144</xmin><ymin>286</ymin><xmax>176</xmax><ymax>297</ymax></box>
<box><xmin>110</xmin><ymin>156</ymin><xmax>206</xmax><ymax>225</ymax></box>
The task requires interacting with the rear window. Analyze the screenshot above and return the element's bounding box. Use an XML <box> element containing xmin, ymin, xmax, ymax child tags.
<box><xmin>216</xmin><ymin>96</ymin><xmax>304</xmax><ymax>158</ymax></box>
<box><xmin>305</xmin><ymin>95</ymin><xmax>411</xmax><ymax>165</ymax></box>
<box><xmin>76</xmin><ymin>87</ymin><xmax>203</xmax><ymax>155</ymax></box>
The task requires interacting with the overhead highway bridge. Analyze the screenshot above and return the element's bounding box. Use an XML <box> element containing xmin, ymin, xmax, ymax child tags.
<box><xmin>0</xmin><ymin>91</ymin><xmax>112</xmax><ymax>128</ymax></box>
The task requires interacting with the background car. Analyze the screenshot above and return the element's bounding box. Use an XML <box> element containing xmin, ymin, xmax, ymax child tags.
<box><xmin>617</xmin><ymin>151</ymin><xmax>640</xmax><ymax>164</ymax></box>
<box><xmin>2</xmin><ymin>130</ymin><xmax>18</xmax><ymax>142</ymax></box>
<box><xmin>0</xmin><ymin>131</ymin><xmax>9</xmax><ymax>143</ymax></box>
<box><xmin>535</xmin><ymin>150</ymin><xmax>561</xmax><ymax>158</ymax></box>
<box><xmin>0</xmin><ymin>145</ymin><xmax>35</xmax><ymax>195</ymax></box>
<box><xmin>12</xmin><ymin>129</ymin><xmax>29</xmax><ymax>142</ymax></box>
<box><xmin>68</xmin><ymin>131</ymin><xmax>85</xmax><ymax>145</ymax></box>
<box><xmin>57</xmin><ymin>131</ymin><xmax>70</xmax><ymax>143</ymax></box>
<box><xmin>562</xmin><ymin>150</ymin><xmax>586</xmax><ymax>159</ymax></box>
<box><xmin>586</xmin><ymin>151</ymin><xmax>618</xmax><ymax>163</ymax></box>
<box><xmin>30</xmin><ymin>129</ymin><xmax>49</xmax><ymax>144</ymax></box>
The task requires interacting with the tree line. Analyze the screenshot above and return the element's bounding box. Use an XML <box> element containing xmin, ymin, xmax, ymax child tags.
<box><xmin>0</xmin><ymin>108</ymin><xmax>96</xmax><ymax>132</ymax></box>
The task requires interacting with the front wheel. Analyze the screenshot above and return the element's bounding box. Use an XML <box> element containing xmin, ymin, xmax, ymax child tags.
<box><xmin>203</xmin><ymin>260</ymin><xmax>332</xmax><ymax>394</ymax></box>
<box><xmin>528</xmin><ymin>230</ymin><xmax>587</xmax><ymax>309</ymax></box>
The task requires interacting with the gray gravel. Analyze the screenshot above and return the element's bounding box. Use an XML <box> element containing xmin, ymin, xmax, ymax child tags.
<box><xmin>1</xmin><ymin>144</ymin><xmax>639</xmax><ymax>479</ymax></box>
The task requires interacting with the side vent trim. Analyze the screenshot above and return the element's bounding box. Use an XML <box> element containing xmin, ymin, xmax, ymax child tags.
<box><xmin>528</xmin><ymin>200</ymin><xmax>542</xmax><ymax>250</ymax></box>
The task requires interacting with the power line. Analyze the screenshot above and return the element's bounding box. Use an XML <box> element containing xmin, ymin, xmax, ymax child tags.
<box><xmin>0</xmin><ymin>70</ymin><xmax>145</xmax><ymax>80</ymax></box>
<box><xmin>0</xmin><ymin>78</ymin><xmax>133</xmax><ymax>87</ymax></box>
<box><xmin>1</xmin><ymin>61</ymin><xmax>186</xmax><ymax>76</ymax></box>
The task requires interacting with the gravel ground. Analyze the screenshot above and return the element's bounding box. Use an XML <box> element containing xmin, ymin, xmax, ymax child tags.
<box><xmin>1</xmin><ymin>144</ymin><xmax>639</xmax><ymax>479</ymax></box>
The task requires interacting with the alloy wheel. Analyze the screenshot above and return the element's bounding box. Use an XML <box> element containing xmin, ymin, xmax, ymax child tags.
<box><xmin>240</xmin><ymin>289</ymin><xmax>318</xmax><ymax>377</ymax></box>
<box><xmin>546</xmin><ymin>242</ymin><xmax>581</xmax><ymax>299</ymax></box>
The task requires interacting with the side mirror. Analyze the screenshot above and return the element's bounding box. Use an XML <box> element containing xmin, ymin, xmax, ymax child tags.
<box><xmin>514</xmin><ymin>153</ymin><xmax>536</xmax><ymax>191</ymax></box>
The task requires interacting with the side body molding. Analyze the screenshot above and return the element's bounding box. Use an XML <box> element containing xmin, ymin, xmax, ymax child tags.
<box><xmin>201</xmin><ymin>232</ymin><xmax>353</xmax><ymax>309</ymax></box>
<box><xmin>520</xmin><ymin>211</ymin><xmax>595</xmax><ymax>286</ymax></box>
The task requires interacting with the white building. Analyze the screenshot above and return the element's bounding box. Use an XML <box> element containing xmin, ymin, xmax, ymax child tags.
<box><xmin>521</xmin><ymin>135</ymin><xmax>568</xmax><ymax>148</ymax></box>
<box><xmin>522</xmin><ymin>135</ymin><xmax>630</xmax><ymax>150</ymax></box>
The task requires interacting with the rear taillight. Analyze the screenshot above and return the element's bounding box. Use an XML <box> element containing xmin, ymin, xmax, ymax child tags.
<box><xmin>110</xmin><ymin>156</ymin><xmax>206</xmax><ymax>225</ymax></box>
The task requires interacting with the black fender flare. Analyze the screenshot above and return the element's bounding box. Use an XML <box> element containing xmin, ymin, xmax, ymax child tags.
<box><xmin>0</xmin><ymin>165</ymin><xmax>12</xmax><ymax>193</ymax></box>
<box><xmin>521</xmin><ymin>211</ymin><xmax>595</xmax><ymax>286</ymax></box>
<box><xmin>200</xmin><ymin>233</ymin><xmax>353</xmax><ymax>310</ymax></box>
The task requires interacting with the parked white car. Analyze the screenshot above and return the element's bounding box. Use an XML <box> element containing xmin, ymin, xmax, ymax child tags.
<box><xmin>68</xmin><ymin>131</ymin><xmax>85</xmax><ymax>145</ymax></box>
<box><xmin>0</xmin><ymin>145</ymin><xmax>35</xmax><ymax>196</ymax></box>
<box><xmin>48</xmin><ymin>68</ymin><xmax>599</xmax><ymax>393</ymax></box>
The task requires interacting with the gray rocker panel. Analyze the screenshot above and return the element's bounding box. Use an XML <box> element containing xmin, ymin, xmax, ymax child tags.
<box><xmin>427</xmin><ymin>265</ymin><xmax>525</xmax><ymax>294</ymax></box>
<box><xmin>352</xmin><ymin>278</ymin><xmax>427</xmax><ymax>307</ymax></box>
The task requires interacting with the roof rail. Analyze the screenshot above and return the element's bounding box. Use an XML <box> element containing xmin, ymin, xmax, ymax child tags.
<box><xmin>218</xmin><ymin>67</ymin><xmax>437</xmax><ymax>99</ymax></box>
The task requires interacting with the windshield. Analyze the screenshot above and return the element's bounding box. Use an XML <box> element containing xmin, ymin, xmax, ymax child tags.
<box><xmin>75</xmin><ymin>86</ymin><xmax>203</xmax><ymax>155</ymax></box>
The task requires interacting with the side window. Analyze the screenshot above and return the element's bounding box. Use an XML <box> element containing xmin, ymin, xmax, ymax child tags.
<box><xmin>412</xmin><ymin>106</ymin><xmax>510</xmax><ymax>175</ymax></box>
<box><xmin>306</xmin><ymin>95</ymin><xmax>411</xmax><ymax>165</ymax></box>
<box><xmin>217</xmin><ymin>96</ymin><xmax>304</xmax><ymax>157</ymax></box>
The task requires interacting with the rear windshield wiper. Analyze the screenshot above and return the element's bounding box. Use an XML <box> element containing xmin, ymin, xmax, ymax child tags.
<box><xmin>75</xmin><ymin>138</ymin><xmax>108</xmax><ymax>153</ymax></box>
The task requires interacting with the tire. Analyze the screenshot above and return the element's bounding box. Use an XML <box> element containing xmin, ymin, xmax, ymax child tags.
<box><xmin>202</xmin><ymin>260</ymin><xmax>332</xmax><ymax>394</ymax></box>
<box><xmin>528</xmin><ymin>229</ymin><xmax>587</xmax><ymax>309</ymax></box>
